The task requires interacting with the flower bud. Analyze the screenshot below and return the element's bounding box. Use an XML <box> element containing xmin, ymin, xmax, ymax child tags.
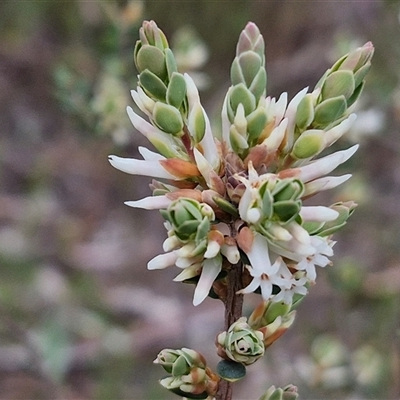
<box><xmin>155</xmin><ymin>348</ymin><xmax>218</xmax><ymax>399</ymax></box>
<box><xmin>259</xmin><ymin>385</ymin><xmax>299</xmax><ymax>400</ymax></box>
<box><xmin>248</xmin><ymin>300</ymin><xmax>291</xmax><ymax>329</ymax></box>
<box><xmin>216</xmin><ymin>317</ymin><xmax>265</xmax><ymax>365</ymax></box>
<box><xmin>161</xmin><ymin>198</ymin><xmax>214</xmax><ymax>243</ymax></box>
<box><xmin>313</xmin><ymin>201</ymin><xmax>357</xmax><ymax>236</ymax></box>
<box><xmin>291</xmin><ymin>129</ymin><xmax>325</xmax><ymax>159</ymax></box>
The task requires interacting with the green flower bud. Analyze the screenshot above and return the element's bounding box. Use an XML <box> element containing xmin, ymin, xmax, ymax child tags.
<box><xmin>217</xmin><ymin>317</ymin><xmax>265</xmax><ymax>365</ymax></box>
<box><xmin>315</xmin><ymin>42</ymin><xmax>374</xmax><ymax>112</ymax></box>
<box><xmin>134</xmin><ymin>21</ymin><xmax>169</xmax><ymax>79</ymax></box>
<box><xmin>291</xmin><ymin>129</ymin><xmax>325</xmax><ymax>159</ymax></box>
<box><xmin>138</xmin><ymin>20</ymin><xmax>169</xmax><ymax>50</ymax></box>
<box><xmin>259</xmin><ymin>385</ymin><xmax>299</xmax><ymax>400</ymax></box>
<box><xmin>153</xmin><ymin>102</ymin><xmax>184</xmax><ymax>135</ymax></box>
<box><xmin>188</xmin><ymin>103</ymin><xmax>206</xmax><ymax>144</ymax></box>
<box><xmin>161</xmin><ymin>198</ymin><xmax>214</xmax><ymax>243</ymax></box>
<box><xmin>236</xmin><ymin>22</ymin><xmax>265</xmax><ymax>59</ymax></box>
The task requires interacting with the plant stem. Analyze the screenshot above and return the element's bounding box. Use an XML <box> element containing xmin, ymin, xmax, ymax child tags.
<box><xmin>216</xmin><ymin>260</ymin><xmax>244</xmax><ymax>400</ymax></box>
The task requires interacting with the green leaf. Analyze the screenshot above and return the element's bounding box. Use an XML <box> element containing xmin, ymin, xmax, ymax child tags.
<box><xmin>135</xmin><ymin>45</ymin><xmax>167</xmax><ymax>79</ymax></box>
<box><xmin>295</xmin><ymin>94</ymin><xmax>314</xmax><ymax>130</ymax></box>
<box><xmin>167</xmin><ymin>72</ymin><xmax>186</xmax><ymax>108</ymax></box>
<box><xmin>229</xmin><ymin>83</ymin><xmax>256</xmax><ymax>115</ymax></box>
<box><xmin>216</xmin><ymin>360</ymin><xmax>246</xmax><ymax>382</ymax></box>
<box><xmin>321</xmin><ymin>70</ymin><xmax>355</xmax><ymax>100</ymax></box>
<box><xmin>313</xmin><ymin>96</ymin><xmax>347</xmax><ymax>127</ymax></box>
<box><xmin>169</xmin><ymin>387</ymin><xmax>209</xmax><ymax>399</ymax></box>
<box><xmin>153</xmin><ymin>102</ymin><xmax>183</xmax><ymax>135</ymax></box>
<box><xmin>139</xmin><ymin>70</ymin><xmax>167</xmax><ymax>101</ymax></box>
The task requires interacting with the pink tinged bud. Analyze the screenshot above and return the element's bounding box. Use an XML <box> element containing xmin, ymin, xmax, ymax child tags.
<box><xmin>108</xmin><ymin>155</ymin><xmax>175</xmax><ymax>179</ymax></box>
<box><xmin>297</xmin><ymin>144</ymin><xmax>359</xmax><ymax>182</ymax></box>
<box><xmin>193</xmin><ymin>257</ymin><xmax>222</xmax><ymax>306</ymax></box>
<box><xmin>159</xmin><ymin>158</ymin><xmax>200</xmax><ymax>179</ymax></box>
<box><xmin>148</xmin><ymin>251</ymin><xmax>178</xmax><ymax>270</ymax></box>
<box><xmin>124</xmin><ymin>195</ymin><xmax>172</xmax><ymax>210</ymax></box>
<box><xmin>300</xmin><ymin>206</ymin><xmax>339</xmax><ymax>222</ymax></box>
<box><xmin>303</xmin><ymin>174</ymin><xmax>352</xmax><ymax>197</ymax></box>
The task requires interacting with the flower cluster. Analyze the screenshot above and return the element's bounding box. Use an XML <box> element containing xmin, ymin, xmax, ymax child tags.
<box><xmin>154</xmin><ymin>348</ymin><xmax>219</xmax><ymax>398</ymax></box>
<box><xmin>109</xmin><ymin>20</ymin><xmax>372</xmax><ymax>309</ymax></box>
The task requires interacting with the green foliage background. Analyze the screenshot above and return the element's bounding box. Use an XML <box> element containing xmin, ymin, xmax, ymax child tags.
<box><xmin>0</xmin><ymin>1</ymin><xmax>399</xmax><ymax>399</ymax></box>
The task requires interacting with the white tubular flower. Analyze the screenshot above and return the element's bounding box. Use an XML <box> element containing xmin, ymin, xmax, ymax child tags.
<box><xmin>303</xmin><ymin>174</ymin><xmax>352</xmax><ymax>197</ymax></box>
<box><xmin>108</xmin><ymin>155</ymin><xmax>176</xmax><ymax>179</ymax></box>
<box><xmin>299</xmin><ymin>206</ymin><xmax>339</xmax><ymax>222</ymax></box>
<box><xmin>125</xmin><ymin>195</ymin><xmax>172</xmax><ymax>210</ymax></box>
<box><xmin>193</xmin><ymin>256</ymin><xmax>222</xmax><ymax>306</ymax></box>
<box><xmin>148</xmin><ymin>251</ymin><xmax>178</xmax><ymax>270</ymax></box>
<box><xmin>297</xmin><ymin>144</ymin><xmax>359</xmax><ymax>183</ymax></box>
<box><xmin>273</xmin><ymin>276</ymin><xmax>308</xmax><ymax>304</ymax></box>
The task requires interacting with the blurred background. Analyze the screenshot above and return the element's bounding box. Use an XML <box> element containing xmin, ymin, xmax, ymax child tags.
<box><xmin>0</xmin><ymin>1</ymin><xmax>400</xmax><ymax>399</ymax></box>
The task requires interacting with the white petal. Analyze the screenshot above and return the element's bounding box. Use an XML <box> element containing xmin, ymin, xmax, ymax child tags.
<box><xmin>300</xmin><ymin>206</ymin><xmax>339</xmax><ymax>222</ymax></box>
<box><xmin>273</xmin><ymin>92</ymin><xmax>288</xmax><ymax>126</ymax></box>
<box><xmin>284</xmin><ymin>87</ymin><xmax>309</xmax><ymax>149</ymax></box>
<box><xmin>108</xmin><ymin>155</ymin><xmax>175</xmax><ymax>179</ymax></box>
<box><xmin>125</xmin><ymin>195</ymin><xmax>172</xmax><ymax>210</ymax></box>
<box><xmin>221</xmin><ymin>92</ymin><xmax>232</xmax><ymax>150</ymax></box>
<box><xmin>204</xmin><ymin>240</ymin><xmax>221</xmax><ymax>259</ymax></box>
<box><xmin>184</xmin><ymin>74</ymin><xmax>220</xmax><ymax>169</ymax></box>
<box><xmin>138</xmin><ymin>146</ymin><xmax>166</xmax><ymax>161</ymax></box>
<box><xmin>324</xmin><ymin>114</ymin><xmax>357</xmax><ymax>147</ymax></box>
<box><xmin>298</xmin><ymin>145</ymin><xmax>359</xmax><ymax>182</ymax></box>
<box><xmin>148</xmin><ymin>251</ymin><xmax>178</xmax><ymax>270</ymax></box>
<box><xmin>163</xmin><ymin>235</ymin><xmax>181</xmax><ymax>252</ymax></box>
<box><xmin>193</xmin><ymin>148</ymin><xmax>213</xmax><ymax>186</ymax></box>
<box><xmin>221</xmin><ymin>243</ymin><xmax>240</xmax><ymax>264</ymax></box>
<box><xmin>173</xmin><ymin>264</ymin><xmax>201</xmax><ymax>282</ymax></box>
<box><xmin>262</xmin><ymin>117</ymin><xmax>288</xmax><ymax>152</ymax></box>
<box><xmin>238</xmin><ymin>275</ymin><xmax>262</xmax><ymax>295</ymax></box>
<box><xmin>245</xmin><ymin>233</ymin><xmax>272</xmax><ymax>277</ymax></box>
<box><xmin>193</xmin><ymin>257</ymin><xmax>222</xmax><ymax>306</ymax></box>
<box><xmin>304</xmin><ymin>174</ymin><xmax>352</xmax><ymax>196</ymax></box>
